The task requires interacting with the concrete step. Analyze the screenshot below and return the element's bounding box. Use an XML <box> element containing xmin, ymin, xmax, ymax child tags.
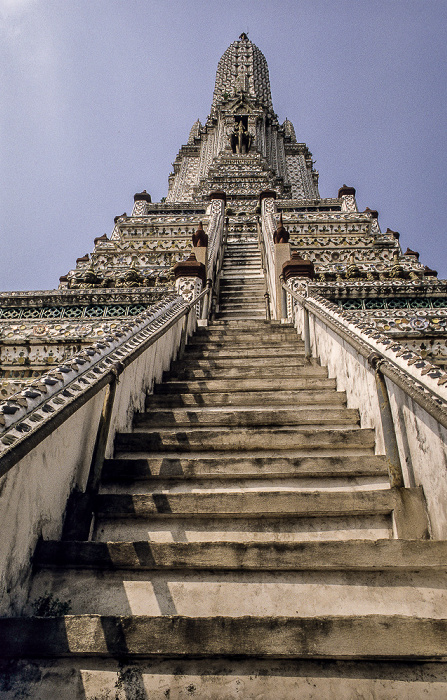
<box><xmin>103</xmin><ymin>455</ymin><xmax>389</xmax><ymax>481</ymax></box>
<box><xmin>146</xmin><ymin>389</ymin><xmax>347</xmax><ymax>408</ymax></box>
<box><xmin>183</xmin><ymin>345</ymin><xmax>306</xmax><ymax>358</ymax></box>
<box><xmin>26</xmin><ymin>563</ymin><xmax>447</xmax><ymax>619</ymax></box>
<box><xmin>94</xmin><ymin>488</ymin><xmax>402</xmax><ymax>519</ymax></box>
<box><xmin>3</xmin><ymin>615</ymin><xmax>446</xmax><ymax>659</ymax></box>
<box><xmin>99</xmin><ymin>476</ymin><xmax>390</xmax><ymax>495</ymax></box>
<box><xmin>154</xmin><ymin>377</ymin><xmax>339</xmax><ymax>392</ymax></box>
<box><xmin>165</xmin><ymin>366</ymin><xmax>328</xmax><ymax>380</ymax></box>
<box><xmin>114</xmin><ymin>427</ymin><xmax>375</xmax><ymax>453</ymax></box>
<box><xmin>134</xmin><ymin>407</ymin><xmax>360</xmax><ymax>429</ymax></box>
<box><xmin>36</xmin><ymin>539</ymin><xmax>446</xmax><ymax>572</ymax></box>
<box><xmin>3</xmin><ymin>657</ymin><xmax>447</xmax><ymax>698</ymax></box>
<box><xmin>170</xmin><ymin>356</ymin><xmax>315</xmax><ymax>369</ymax></box>
<box><xmin>95</xmin><ymin>512</ymin><xmax>392</xmax><ymax>543</ymax></box>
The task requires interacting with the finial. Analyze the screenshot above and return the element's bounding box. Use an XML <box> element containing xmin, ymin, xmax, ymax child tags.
<box><xmin>239</xmin><ymin>32</ymin><xmax>248</xmax><ymax>41</ymax></box>
<box><xmin>273</xmin><ymin>213</ymin><xmax>290</xmax><ymax>244</ymax></box>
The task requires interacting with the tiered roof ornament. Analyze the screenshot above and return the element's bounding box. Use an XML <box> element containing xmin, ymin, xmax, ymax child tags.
<box><xmin>209</xmin><ymin>33</ymin><xmax>275</xmax><ymax>118</ymax></box>
<box><xmin>166</xmin><ymin>33</ymin><xmax>319</xmax><ymax>203</ymax></box>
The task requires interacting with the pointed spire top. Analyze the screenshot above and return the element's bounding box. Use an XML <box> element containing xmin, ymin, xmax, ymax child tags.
<box><xmin>209</xmin><ymin>35</ymin><xmax>274</xmax><ymax>118</ymax></box>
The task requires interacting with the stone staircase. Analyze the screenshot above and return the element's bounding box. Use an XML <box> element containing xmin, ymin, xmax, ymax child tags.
<box><xmin>2</xmin><ymin>317</ymin><xmax>447</xmax><ymax>697</ymax></box>
<box><xmin>216</xmin><ymin>231</ymin><xmax>266</xmax><ymax>320</ymax></box>
<box><xmin>1</xmin><ymin>234</ymin><xmax>447</xmax><ymax>696</ymax></box>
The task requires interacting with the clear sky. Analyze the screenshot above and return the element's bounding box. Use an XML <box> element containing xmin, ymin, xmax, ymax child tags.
<box><xmin>1</xmin><ymin>0</ymin><xmax>446</xmax><ymax>291</ymax></box>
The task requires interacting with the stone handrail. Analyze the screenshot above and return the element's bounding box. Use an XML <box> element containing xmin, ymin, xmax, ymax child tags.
<box><xmin>282</xmin><ymin>282</ymin><xmax>447</xmax><ymax>427</ymax></box>
<box><xmin>0</xmin><ymin>286</ymin><xmax>211</xmax><ymax>477</ymax></box>
<box><xmin>206</xmin><ymin>197</ymin><xmax>225</xmax><ymax>281</ymax></box>
<box><xmin>260</xmin><ymin>196</ymin><xmax>278</xmax><ymax>318</ymax></box>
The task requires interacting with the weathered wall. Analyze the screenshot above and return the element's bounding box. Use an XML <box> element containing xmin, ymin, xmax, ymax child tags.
<box><xmin>388</xmin><ymin>383</ymin><xmax>447</xmax><ymax>539</ymax></box>
<box><xmin>0</xmin><ymin>391</ymin><xmax>106</xmax><ymax>615</ymax></box>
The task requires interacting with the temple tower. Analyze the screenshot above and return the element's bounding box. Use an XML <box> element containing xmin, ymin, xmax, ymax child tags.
<box><xmin>1</xmin><ymin>35</ymin><xmax>447</xmax><ymax>698</ymax></box>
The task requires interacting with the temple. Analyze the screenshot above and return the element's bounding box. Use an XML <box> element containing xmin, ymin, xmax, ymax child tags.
<box><xmin>1</xmin><ymin>34</ymin><xmax>447</xmax><ymax>698</ymax></box>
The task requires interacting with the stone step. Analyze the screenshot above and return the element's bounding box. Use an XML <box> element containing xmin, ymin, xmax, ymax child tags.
<box><xmin>219</xmin><ymin>283</ymin><xmax>265</xmax><ymax>290</ymax></box>
<box><xmin>36</xmin><ymin>539</ymin><xmax>445</xmax><ymax>572</ymax></box>
<box><xmin>214</xmin><ymin>312</ymin><xmax>266</xmax><ymax>319</ymax></box>
<box><xmin>99</xmin><ymin>476</ymin><xmax>390</xmax><ymax>495</ymax></box>
<box><xmin>146</xmin><ymin>389</ymin><xmax>347</xmax><ymax>408</ymax></box>
<box><xmin>94</xmin><ymin>488</ymin><xmax>401</xmax><ymax>519</ymax></box>
<box><xmin>205</xmin><ymin>318</ymin><xmax>290</xmax><ymax>325</ymax></box>
<box><xmin>26</xmin><ymin>563</ymin><xmax>447</xmax><ymax>619</ymax></box>
<box><xmin>3</xmin><ymin>657</ymin><xmax>447</xmax><ymax>697</ymax></box>
<box><xmin>3</xmin><ymin>615</ymin><xmax>446</xmax><ymax>659</ymax></box>
<box><xmin>168</xmin><ymin>361</ymin><xmax>319</xmax><ymax>376</ymax></box>
<box><xmin>170</xmin><ymin>356</ymin><xmax>315</xmax><ymax>368</ymax></box>
<box><xmin>222</xmin><ymin>258</ymin><xmax>261</xmax><ymax>264</ymax></box>
<box><xmin>165</xmin><ymin>365</ymin><xmax>328</xmax><ymax>380</ymax></box>
<box><xmin>188</xmin><ymin>335</ymin><xmax>300</xmax><ymax>346</ymax></box>
<box><xmin>194</xmin><ymin>325</ymin><xmax>295</xmax><ymax>334</ymax></box>
<box><xmin>183</xmin><ymin>345</ymin><xmax>306</xmax><ymax>358</ymax></box>
<box><xmin>103</xmin><ymin>455</ymin><xmax>389</xmax><ymax>481</ymax></box>
<box><xmin>219</xmin><ymin>297</ymin><xmax>265</xmax><ymax>305</ymax></box>
<box><xmin>154</xmin><ymin>377</ymin><xmax>338</xmax><ymax>392</ymax></box>
<box><xmin>114</xmin><ymin>427</ymin><xmax>375</xmax><ymax>453</ymax></box>
<box><xmin>95</xmin><ymin>512</ymin><xmax>392</xmax><ymax>543</ymax></box>
<box><xmin>218</xmin><ymin>304</ymin><xmax>267</xmax><ymax>312</ymax></box>
<box><xmin>218</xmin><ymin>305</ymin><xmax>265</xmax><ymax>312</ymax></box>
<box><xmin>134</xmin><ymin>407</ymin><xmax>360</xmax><ymax>429</ymax></box>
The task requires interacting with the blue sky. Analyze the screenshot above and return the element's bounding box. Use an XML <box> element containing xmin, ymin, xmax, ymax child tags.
<box><xmin>1</xmin><ymin>0</ymin><xmax>446</xmax><ymax>290</ymax></box>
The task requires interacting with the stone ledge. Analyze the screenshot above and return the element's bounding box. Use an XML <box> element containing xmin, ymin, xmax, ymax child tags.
<box><xmin>1</xmin><ymin>615</ymin><xmax>447</xmax><ymax>658</ymax></box>
<box><xmin>34</xmin><ymin>539</ymin><xmax>447</xmax><ymax>572</ymax></box>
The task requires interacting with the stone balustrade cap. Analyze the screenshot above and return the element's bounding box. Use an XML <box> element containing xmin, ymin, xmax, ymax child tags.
<box><xmin>259</xmin><ymin>190</ymin><xmax>277</xmax><ymax>202</ymax></box>
<box><xmin>338</xmin><ymin>185</ymin><xmax>356</xmax><ymax>198</ymax></box>
<box><xmin>173</xmin><ymin>253</ymin><xmax>206</xmax><ymax>283</ymax></box>
<box><xmin>133</xmin><ymin>191</ymin><xmax>152</xmax><ymax>203</ymax></box>
<box><xmin>282</xmin><ymin>251</ymin><xmax>315</xmax><ymax>280</ymax></box>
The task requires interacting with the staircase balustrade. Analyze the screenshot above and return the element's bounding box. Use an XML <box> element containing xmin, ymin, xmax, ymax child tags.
<box><xmin>259</xmin><ymin>196</ymin><xmax>278</xmax><ymax>317</ymax></box>
<box><xmin>282</xmin><ymin>281</ymin><xmax>447</xmax><ymax>538</ymax></box>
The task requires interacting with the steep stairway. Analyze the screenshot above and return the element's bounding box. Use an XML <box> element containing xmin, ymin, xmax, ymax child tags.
<box><xmin>216</xmin><ymin>231</ymin><xmax>266</xmax><ymax>320</ymax></box>
<box><xmin>2</xmin><ymin>319</ymin><xmax>447</xmax><ymax>698</ymax></box>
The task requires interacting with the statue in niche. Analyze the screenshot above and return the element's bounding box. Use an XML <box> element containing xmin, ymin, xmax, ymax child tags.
<box><xmin>230</xmin><ymin>117</ymin><xmax>252</xmax><ymax>154</ymax></box>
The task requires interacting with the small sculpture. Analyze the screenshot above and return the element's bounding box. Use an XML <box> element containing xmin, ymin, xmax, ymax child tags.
<box><xmin>273</xmin><ymin>214</ymin><xmax>289</xmax><ymax>244</ymax></box>
<box><xmin>192</xmin><ymin>222</ymin><xmax>208</xmax><ymax>247</ymax></box>
<box><xmin>231</xmin><ymin>119</ymin><xmax>252</xmax><ymax>154</ymax></box>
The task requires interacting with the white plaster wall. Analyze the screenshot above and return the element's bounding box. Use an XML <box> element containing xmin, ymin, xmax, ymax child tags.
<box><xmin>0</xmin><ymin>310</ymin><xmax>192</xmax><ymax>615</ymax></box>
<box><xmin>0</xmin><ymin>390</ymin><xmax>106</xmax><ymax>615</ymax></box>
<box><xmin>105</xmin><ymin>313</ymin><xmax>189</xmax><ymax>455</ymax></box>
<box><xmin>387</xmin><ymin>382</ymin><xmax>447</xmax><ymax>539</ymax></box>
<box><xmin>306</xmin><ymin>311</ymin><xmax>385</xmax><ymax>452</ymax></box>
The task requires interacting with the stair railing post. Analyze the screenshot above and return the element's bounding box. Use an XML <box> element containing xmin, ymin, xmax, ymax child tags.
<box><xmin>178</xmin><ymin>306</ymin><xmax>191</xmax><ymax>359</ymax></box>
<box><xmin>264</xmin><ymin>292</ymin><xmax>271</xmax><ymax>321</ymax></box>
<box><xmin>367</xmin><ymin>351</ymin><xmax>404</xmax><ymax>488</ymax></box>
<box><xmin>303</xmin><ymin>307</ymin><xmax>311</xmax><ymax>360</ymax></box>
<box><xmin>200</xmin><ymin>279</ymin><xmax>212</xmax><ymax>321</ymax></box>
<box><xmin>279</xmin><ymin>273</ymin><xmax>288</xmax><ymax>320</ymax></box>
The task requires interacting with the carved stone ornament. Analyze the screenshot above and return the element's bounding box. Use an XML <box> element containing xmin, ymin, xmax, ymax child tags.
<box><xmin>282</xmin><ymin>251</ymin><xmax>315</xmax><ymax>280</ymax></box>
<box><xmin>192</xmin><ymin>222</ymin><xmax>209</xmax><ymax>248</ymax></box>
<box><xmin>273</xmin><ymin>214</ymin><xmax>290</xmax><ymax>244</ymax></box>
<box><xmin>173</xmin><ymin>252</ymin><xmax>206</xmax><ymax>283</ymax></box>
